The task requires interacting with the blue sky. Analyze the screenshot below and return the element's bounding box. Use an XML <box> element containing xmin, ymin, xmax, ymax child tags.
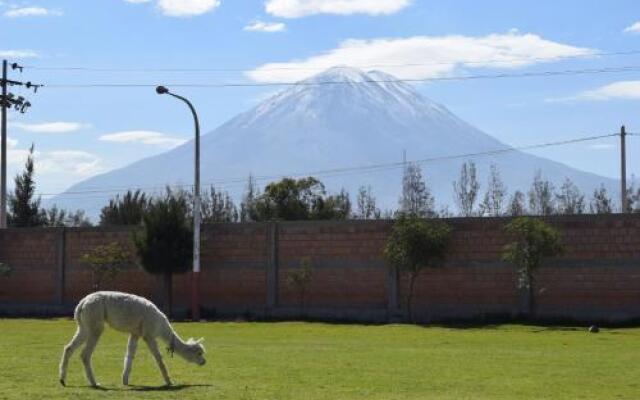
<box><xmin>2</xmin><ymin>0</ymin><xmax>640</xmax><ymax>199</ymax></box>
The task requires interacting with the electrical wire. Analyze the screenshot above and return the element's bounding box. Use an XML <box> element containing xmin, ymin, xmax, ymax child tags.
<box><xmin>20</xmin><ymin>49</ymin><xmax>640</xmax><ymax>73</ymax></box>
<box><xmin>38</xmin><ymin>66</ymin><xmax>640</xmax><ymax>89</ymax></box>
<box><xmin>35</xmin><ymin>132</ymin><xmax>619</xmax><ymax>197</ymax></box>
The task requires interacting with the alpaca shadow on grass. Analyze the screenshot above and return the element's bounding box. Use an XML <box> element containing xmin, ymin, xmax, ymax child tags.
<box><xmin>130</xmin><ymin>384</ymin><xmax>213</xmax><ymax>392</ymax></box>
<box><xmin>65</xmin><ymin>384</ymin><xmax>212</xmax><ymax>392</ymax></box>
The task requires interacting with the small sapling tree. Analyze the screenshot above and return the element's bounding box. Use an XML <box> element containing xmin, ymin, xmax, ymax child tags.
<box><xmin>134</xmin><ymin>190</ymin><xmax>193</xmax><ymax>318</ymax></box>
<box><xmin>502</xmin><ymin>217</ymin><xmax>563</xmax><ymax>318</ymax></box>
<box><xmin>384</xmin><ymin>215</ymin><xmax>451</xmax><ymax>322</ymax></box>
<box><xmin>82</xmin><ymin>242</ymin><xmax>131</xmax><ymax>291</ymax></box>
<box><xmin>286</xmin><ymin>257</ymin><xmax>314</xmax><ymax>317</ymax></box>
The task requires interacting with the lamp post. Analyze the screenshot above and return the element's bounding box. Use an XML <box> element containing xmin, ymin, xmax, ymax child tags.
<box><xmin>156</xmin><ymin>85</ymin><xmax>201</xmax><ymax>321</ymax></box>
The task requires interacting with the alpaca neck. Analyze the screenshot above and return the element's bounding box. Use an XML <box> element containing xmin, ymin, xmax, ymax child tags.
<box><xmin>167</xmin><ymin>333</ymin><xmax>192</xmax><ymax>358</ymax></box>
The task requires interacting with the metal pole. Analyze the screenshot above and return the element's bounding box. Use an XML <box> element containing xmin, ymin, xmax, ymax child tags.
<box><xmin>1</xmin><ymin>60</ymin><xmax>7</xmax><ymax>229</ymax></box>
<box><xmin>167</xmin><ymin>92</ymin><xmax>201</xmax><ymax>321</ymax></box>
<box><xmin>621</xmin><ymin>125</ymin><xmax>627</xmax><ymax>213</ymax></box>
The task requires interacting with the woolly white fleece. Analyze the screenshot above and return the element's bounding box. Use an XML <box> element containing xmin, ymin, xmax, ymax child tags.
<box><xmin>59</xmin><ymin>291</ymin><xmax>205</xmax><ymax>387</ymax></box>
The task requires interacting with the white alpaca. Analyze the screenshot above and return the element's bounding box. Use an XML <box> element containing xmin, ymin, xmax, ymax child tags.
<box><xmin>59</xmin><ymin>291</ymin><xmax>206</xmax><ymax>387</ymax></box>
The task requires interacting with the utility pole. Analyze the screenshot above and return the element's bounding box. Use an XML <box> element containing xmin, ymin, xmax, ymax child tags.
<box><xmin>621</xmin><ymin>125</ymin><xmax>628</xmax><ymax>213</ymax></box>
<box><xmin>0</xmin><ymin>60</ymin><xmax>41</xmax><ymax>228</ymax></box>
<box><xmin>1</xmin><ymin>60</ymin><xmax>7</xmax><ymax>229</ymax></box>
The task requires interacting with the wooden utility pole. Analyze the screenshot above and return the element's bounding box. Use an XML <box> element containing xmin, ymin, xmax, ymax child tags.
<box><xmin>621</xmin><ymin>125</ymin><xmax>628</xmax><ymax>213</ymax></box>
<box><xmin>0</xmin><ymin>61</ymin><xmax>41</xmax><ymax>228</ymax></box>
<box><xmin>1</xmin><ymin>60</ymin><xmax>7</xmax><ymax>228</ymax></box>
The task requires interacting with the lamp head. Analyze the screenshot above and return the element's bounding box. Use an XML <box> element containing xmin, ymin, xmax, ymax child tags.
<box><xmin>156</xmin><ymin>85</ymin><xmax>169</xmax><ymax>95</ymax></box>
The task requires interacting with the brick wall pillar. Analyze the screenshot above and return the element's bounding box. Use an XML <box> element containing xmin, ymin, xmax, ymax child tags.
<box><xmin>266</xmin><ymin>222</ymin><xmax>279</xmax><ymax>312</ymax></box>
<box><xmin>55</xmin><ymin>227</ymin><xmax>66</xmax><ymax>305</ymax></box>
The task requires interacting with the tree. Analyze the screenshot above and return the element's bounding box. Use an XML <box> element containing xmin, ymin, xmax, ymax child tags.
<box><xmin>507</xmin><ymin>190</ymin><xmax>526</xmax><ymax>216</ymax></box>
<box><xmin>590</xmin><ymin>185</ymin><xmax>613</xmax><ymax>214</ymax></box>
<box><xmin>286</xmin><ymin>257</ymin><xmax>314</xmax><ymax>317</ymax></box>
<box><xmin>313</xmin><ymin>188</ymin><xmax>351</xmax><ymax>220</ymax></box>
<box><xmin>625</xmin><ymin>179</ymin><xmax>640</xmax><ymax>213</ymax></box>
<box><xmin>134</xmin><ymin>190</ymin><xmax>193</xmax><ymax>317</ymax></box>
<box><xmin>201</xmin><ymin>187</ymin><xmax>238</xmax><ymax>223</ymax></box>
<box><xmin>502</xmin><ymin>217</ymin><xmax>563</xmax><ymax>318</ymax></box>
<box><xmin>453</xmin><ymin>161</ymin><xmax>480</xmax><ymax>217</ymax></box>
<box><xmin>8</xmin><ymin>144</ymin><xmax>44</xmax><ymax>227</ymax></box>
<box><xmin>355</xmin><ymin>185</ymin><xmax>381</xmax><ymax>220</ymax></box>
<box><xmin>252</xmin><ymin>177</ymin><xmax>349</xmax><ymax>221</ymax></box>
<box><xmin>398</xmin><ymin>162</ymin><xmax>435</xmax><ymax>217</ymax></box>
<box><xmin>82</xmin><ymin>242</ymin><xmax>131</xmax><ymax>291</ymax></box>
<box><xmin>480</xmin><ymin>164</ymin><xmax>507</xmax><ymax>217</ymax></box>
<box><xmin>240</xmin><ymin>174</ymin><xmax>259</xmax><ymax>222</ymax></box>
<box><xmin>100</xmin><ymin>190</ymin><xmax>148</xmax><ymax>226</ymax></box>
<box><xmin>384</xmin><ymin>215</ymin><xmax>451</xmax><ymax>322</ymax></box>
<box><xmin>555</xmin><ymin>178</ymin><xmax>585</xmax><ymax>215</ymax></box>
<box><xmin>43</xmin><ymin>206</ymin><xmax>92</xmax><ymax>227</ymax></box>
<box><xmin>528</xmin><ymin>171</ymin><xmax>555</xmax><ymax>216</ymax></box>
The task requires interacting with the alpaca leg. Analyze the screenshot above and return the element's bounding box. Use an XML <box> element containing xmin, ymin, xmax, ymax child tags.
<box><xmin>80</xmin><ymin>327</ymin><xmax>103</xmax><ymax>387</ymax></box>
<box><xmin>122</xmin><ymin>335</ymin><xmax>139</xmax><ymax>386</ymax></box>
<box><xmin>59</xmin><ymin>326</ymin><xmax>87</xmax><ymax>386</ymax></box>
<box><xmin>144</xmin><ymin>337</ymin><xmax>172</xmax><ymax>386</ymax></box>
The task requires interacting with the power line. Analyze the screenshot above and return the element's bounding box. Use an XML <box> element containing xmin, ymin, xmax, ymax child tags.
<box><xmin>21</xmin><ymin>49</ymin><xmax>640</xmax><ymax>73</ymax></box>
<box><xmin>35</xmin><ymin>132</ymin><xmax>619</xmax><ymax>198</ymax></box>
<box><xmin>40</xmin><ymin>66</ymin><xmax>640</xmax><ymax>89</ymax></box>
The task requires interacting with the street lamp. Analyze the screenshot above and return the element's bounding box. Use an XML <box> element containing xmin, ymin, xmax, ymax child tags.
<box><xmin>156</xmin><ymin>85</ymin><xmax>201</xmax><ymax>321</ymax></box>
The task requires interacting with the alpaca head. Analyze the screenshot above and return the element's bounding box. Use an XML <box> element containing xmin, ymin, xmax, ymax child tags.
<box><xmin>177</xmin><ymin>338</ymin><xmax>206</xmax><ymax>366</ymax></box>
<box><xmin>172</xmin><ymin>338</ymin><xmax>207</xmax><ymax>366</ymax></box>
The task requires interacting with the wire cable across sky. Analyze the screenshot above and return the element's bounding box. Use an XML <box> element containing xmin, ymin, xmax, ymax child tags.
<box><xmin>35</xmin><ymin>132</ymin><xmax>621</xmax><ymax>198</ymax></box>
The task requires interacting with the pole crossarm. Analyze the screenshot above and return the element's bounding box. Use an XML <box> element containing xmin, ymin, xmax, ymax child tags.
<box><xmin>0</xmin><ymin>60</ymin><xmax>42</xmax><ymax>229</ymax></box>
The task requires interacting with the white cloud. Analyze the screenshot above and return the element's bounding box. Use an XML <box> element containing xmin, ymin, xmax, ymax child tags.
<box><xmin>248</xmin><ymin>31</ymin><xmax>595</xmax><ymax>83</ymax></box>
<box><xmin>125</xmin><ymin>0</ymin><xmax>220</xmax><ymax>17</ymax></box>
<box><xmin>624</xmin><ymin>21</ymin><xmax>640</xmax><ymax>34</ymax></box>
<box><xmin>4</xmin><ymin>7</ymin><xmax>63</xmax><ymax>18</ymax></box>
<box><xmin>0</xmin><ymin>49</ymin><xmax>39</xmax><ymax>58</ymax></box>
<box><xmin>38</xmin><ymin>151</ymin><xmax>104</xmax><ymax>177</ymax></box>
<box><xmin>555</xmin><ymin>81</ymin><xmax>640</xmax><ymax>102</ymax></box>
<box><xmin>7</xmin><ymin>137</ymin><xmax>17</xmax><ymax>148</ymax></box>
<box><xmin>12</xmin><ymin>122</ymin><xmax>91</xmax><ymax>133</ymax></box>
<box><xmin>244</xmin><ymin>20</ymin><xmax>286</xmax><ymax>32</ymax></box>
<box><xmin>99</xmin><ymin>130</ymin><xmax>187</xmax><ymax>148</ymax></box>
<box><xmin>265</xmin><ymin>0</ymin><xmax>410</xmax><ymax>18</ymax></box>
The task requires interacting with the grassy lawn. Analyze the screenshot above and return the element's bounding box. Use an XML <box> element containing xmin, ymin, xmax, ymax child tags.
<box><xmin>0</xmin><ymin>319</ymin><xmax>639</xmax><ymax>399</ymax></box>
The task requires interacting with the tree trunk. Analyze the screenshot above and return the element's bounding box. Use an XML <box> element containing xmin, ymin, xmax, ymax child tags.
<box><xmin>163</xmin><ymin>271</ymin><xmax>173</xmax><ymax>319</ymax></box>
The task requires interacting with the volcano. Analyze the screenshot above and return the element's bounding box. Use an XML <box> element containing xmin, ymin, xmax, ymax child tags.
<box><xmin>51</xmin><ymin>67</ymin><xmax>617</xmax><ymax>218</ymax></box>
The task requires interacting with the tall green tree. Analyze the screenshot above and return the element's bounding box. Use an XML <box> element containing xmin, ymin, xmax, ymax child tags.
<box><xmin>453</xmin><ymin>161</ymin><xmax>480</xmax><ymax>217</ymax></box>
<box><xmin>555</xmin><ymin>178</ymin><xmax>585</xmax><ymax>215</ymax></box>
<box><xmin>384</xmin><ymin>215</ymin><xmax>451</xmax><ymax>322</ymax></box>
<box><xmin>502</xmin><ymin>217</ymin><xmax>563</xmax><ymax>318</ymax></box>
<box><xmin>398</xmin><ymin>162</ymin><xmax>435</xmax><ymax>218</ymax></box>
<box><xmin>9</xmin><ymin>144</ymin><xmax>44</xmax><ymax>227</ymax></box>
<box><xmin>590</xmin><ymin>185</ymin><xmax>613</xmax><ymax>214</ymax></box>
<box><xmin>528</xmin><ymin>171</ymin><xmax>555</xmax><ymax>216</ymax></box>
<box><xmin>253</xmin><ymin>177</ymin><xmax>349</xmax><ymax>221</ymax></box>
<box><xmin>134</xmin><ymin>190</ymin><xmax>193</xmax><ymax>317</ymax></box>
<box><xmin>240</xmin><ymin>174</ymin><xmax>259</xmax><ymax>222</ymax></box>
<box><xmin>355</xmin><ymin>185</ymin><xmax>381</xmax><ymax>220</ymax></box>
<box><xmin>480</xmin><ymin>164</ymin><xmax>507</xmax><ymax>217</ymax></box>
<box><xmin>201</xmin><ymin>187</ymin><xmax>238</xmax><ymax>223</ymax></box>
<box><xmin>100</xmin><ymin>190</ymin><xmax>148</xmax><ymax>226</ymax></box>
<box><xmin>506</xmin><ymin>190</ymin><xmax>526</xmax><ymax>216</ymax></box>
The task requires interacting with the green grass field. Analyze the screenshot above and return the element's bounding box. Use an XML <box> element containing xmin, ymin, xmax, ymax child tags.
<box><xmin>0</xmin><ymin>319</ymin><xmax>639</xmax><ymax>399</ymax></box>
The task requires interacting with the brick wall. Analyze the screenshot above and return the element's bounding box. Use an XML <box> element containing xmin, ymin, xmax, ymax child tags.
<box><xmin>1</xmin><ymin>215</ymin><xmax>640</xmax><ymax>323</ymax></box>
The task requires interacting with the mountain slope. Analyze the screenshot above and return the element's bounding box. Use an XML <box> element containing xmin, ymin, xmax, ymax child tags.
<box><xmin>50</xmin><ymin>67</ymin><xmax>617</xmax><ymax>218</ymax></box>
